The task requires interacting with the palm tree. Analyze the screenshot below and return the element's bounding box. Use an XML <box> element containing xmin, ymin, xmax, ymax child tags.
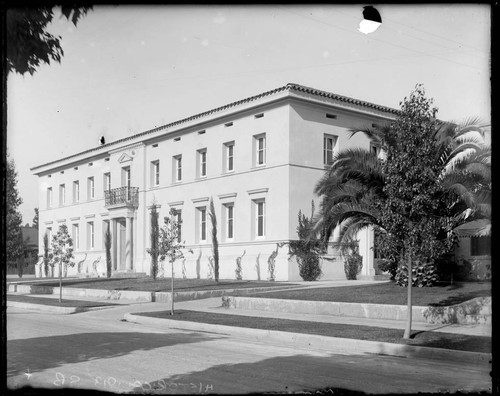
<box><xmin>313</xmin><ymin>118</ymin><xmax>490</xmax><ymax>276</ymax></box>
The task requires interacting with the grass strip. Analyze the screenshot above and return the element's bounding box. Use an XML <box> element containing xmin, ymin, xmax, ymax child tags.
<box><xmin>241</xmin><ymin>281</ymin><xmax>491</xmax><ymax>307</ymax></box>
<box><xmin>135</xmin><ymin>309</ymin><xmax>491</xmax><ymax>353</ymax></box>
<box><xmin>7</xmin><ymin>294</ymin><xmax>119</xmax><ymax>308</ymax></box>
<box><xmin>18</xmin><ymin>278</ymin><xmax>297</xmax><ymax>292</ymax></box>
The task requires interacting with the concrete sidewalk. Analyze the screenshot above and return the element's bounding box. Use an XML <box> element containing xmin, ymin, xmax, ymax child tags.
<box><xmin>174</xmin><ymin>297</ymin><xmax>491</xmax><ymax>337</ymax></box>
<box><xmin>8</xmin><ymin>289</ymin><xmax>491</xmax><ymax>337</ymax></box>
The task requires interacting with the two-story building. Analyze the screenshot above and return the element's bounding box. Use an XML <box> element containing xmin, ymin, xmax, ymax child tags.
<box><xmin>32</xmin><ymin>83</ymin><xmax>402</xmax><ymax>281</ymax></box>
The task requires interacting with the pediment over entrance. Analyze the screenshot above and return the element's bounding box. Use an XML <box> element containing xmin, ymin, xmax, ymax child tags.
<box><xmin>118</xmin><ymin>153</ymin><xmax>133</xmax><ymax>163</ymax></box>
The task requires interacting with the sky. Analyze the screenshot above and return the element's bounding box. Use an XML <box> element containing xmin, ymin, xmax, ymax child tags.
<box><xmin>6</xmin><ymin>4</ymin><xmax>491</xmax><ymax>224</ymax></box>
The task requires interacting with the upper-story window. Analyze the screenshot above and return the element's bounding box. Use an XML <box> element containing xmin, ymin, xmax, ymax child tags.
<box><xmin>47</xmin><ymin>187</ymin><xmax>53</xmax><ymax>208</ymax></box>
<box><xmin>122</xmin><ymin>166</ymin><xmax>131</xmax><ymax>188</ymax></box>
<box><xmin>73</xmin><ymin>181</ymin><xmax>79</xmax><ymax>203</ymax></box>
<box><xmin>104</xmin><ymin>172</ymin><xmax>111</xmax><ymax>192</ymax></box>
<box><xmin>224</xmin><ymin>142</ymin><xmax>234</xmax><ymax>173</ymax></box>
<box><xmin>151</xmin><ymin>161</ymin><xmax>160</xmax><ymax>187</ymax></box>
<box><xmin>87</xmin><ymin>177</ymin><xmax>95</xmax><ymax>200</ymax></box>
<box><xmin>323</xmin><ymin>134</ymin><xmax>338</xmax><ymax>165</ymax></box>
<box><xmin>173</xmin><ymin>155</ymin><xmax>182</xmax><ymax>182</ymax></box>
<box><xmin>254</xmin><ymin>134</ymin><xmax>266</xmax><ymax>167</ymax></box>
<box><xmin>59</xmin><ymin>184</ymin><xmax>65</xmax><ymax>206</ymax></box>
<box><xmin>198</xmin><ymin>149</ymin><xmax>207</xmax><ymax>178</ymax></box>
<box><xmin>370</xmin><ymin>144</ymin><xmax>381</xmax><ymax>157</ymax></box>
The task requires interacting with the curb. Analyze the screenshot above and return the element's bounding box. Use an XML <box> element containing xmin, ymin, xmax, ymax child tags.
<box><xmin>225</xmin><ymin>296</ymin><xmax>492</xmax><ymax>325</ymax></box>
<box><xmin>7</xmin><ymin>283</ymin><xmax>298</xmax><ymax>303</ymax></box>
<box><xmin>124</xmin><ymin>313</ymin><xmax>491</xmax><ymax>367</ymax></box>
<box><xmin>7</xmin><ymin>301</ymin><xmax>114</xmax><ymax>314</ymax></box>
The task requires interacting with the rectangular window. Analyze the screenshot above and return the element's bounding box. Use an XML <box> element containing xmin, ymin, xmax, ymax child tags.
<box><xmin>87</xmin><ymin>177</ymin><xmax>95</xmax><ymax>199</ymax></box>
<box><xmin>198</xmin><ymin>207</ymin><xmax>207</xmax><ymax>242</ymax></box>
<box><xmin>73</xmin><ymin>181</ymin><xmax>79</xmax><ymax>203</ymax></box>
<box><xmin>103</xmin><ymin>172</ymin><xmax>111</xmax><ymax>192</ymax></box>
<box><xmin>151</xmin><ymin>161</ymin><xmax>160</xmax><ymax>186</ymax></box>
<box><xmin>173</xmin><ymin>155</ymin><xmax>182</xmax><ymax>182</ymax></box>
<box><xmin>198</xmin><ymin>149</ymin><xmax>207</xmax><ymax>178</ymax></box>
<box><xmin>226</xmin><ymin>204</ymin><xmax>234</xmax><ymax>239</ymax></box>
<box><xmin>255</xmin><ymin>134</ymin><xmax>266</xmax><ymax>166</ymax></box>
<box><xmin>87</xmin><ymin>222</ymin><xmax>94</xmax><ymax>250</ymax></box>
<box><xmin>46</xmin><ymin>227</ymin><xmax>52</xmax><ymax>244</ymax></box>
<box><xmin>122</xmin><ymin>167</ymin><xmax>131</xmax><ymax>188</ymax></box>
<box><xmin>47</xmin><ymin>187</ymin><xmax>53</xmax><ymax>208</ymax></box>
<box><xmin>471</xmin><ymin>236</ymin><xmax>491</xmax><ymax>256</ymax></box>
<box><xmin>72</xmin><ymin>224</ymin><xmax>80</xmax><ymax>250</ymax></box>
<box><xmin>59</xmin><ymin>184</ymin><xmax>65</xmax><ymax>206</ymax></box>
<box><xmin>224</xmin><ymin>142</ymin><xmax>234</xmax><ymax>172</ymax></box>
<box><xmin>323</xmin><ymin>134</ymin><xmax>338</xmax><ymax>165</ymax></box>
<box><xmin>256</xmin><ymin>200</ymin><xmax>265</xmax><ymax>237</ymax></box>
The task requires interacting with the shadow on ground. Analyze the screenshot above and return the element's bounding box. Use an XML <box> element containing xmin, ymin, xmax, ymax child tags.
<box><xmin>132</xmin><ymin>351</ymin><xmax>490</xmax><ymax>394</ymax></box>
<box><xmin>7</xmin><ymin>331</ymin><xmax>222</xmax><ymax>377</ymax></box>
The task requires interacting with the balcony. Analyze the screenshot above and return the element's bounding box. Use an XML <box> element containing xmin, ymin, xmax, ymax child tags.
<box><xmin>105</xmin><ymin>187</ymin><xmax>139</xmax><ymax>209</ymax></box>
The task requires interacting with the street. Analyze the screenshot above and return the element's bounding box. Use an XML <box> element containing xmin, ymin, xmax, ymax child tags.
<box><xmin>7</xmin><ymin>304</ymin><xmax>491</xmax><ymax>394</ymax></box>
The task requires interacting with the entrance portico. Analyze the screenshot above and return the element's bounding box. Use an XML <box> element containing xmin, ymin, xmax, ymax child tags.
<box><xmin>105</xmin><ymin>187</ymin><xmax>139</xmax><ymax>273</ymax></box>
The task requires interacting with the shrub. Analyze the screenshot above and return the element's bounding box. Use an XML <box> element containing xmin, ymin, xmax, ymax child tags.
<box><xmin>376</xmin><ymin>258</ymin><xmax>397</xmax><ymax>279</ymax></box>
<box><xmin>289</xmin><ymin>203</ymin><xmax>323</xmax><ymax>281</ymax></box>
<box><xmin>342</xmin><ymin>241</ymin><xmax>363</xmax><ymax>280</ymax></box>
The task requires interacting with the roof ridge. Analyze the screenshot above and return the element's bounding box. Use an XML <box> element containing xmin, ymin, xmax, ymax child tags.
<box><xmin>31</xmin><ymin>84</ymin><xmax>398</xmax><ymax>172</ymax></box>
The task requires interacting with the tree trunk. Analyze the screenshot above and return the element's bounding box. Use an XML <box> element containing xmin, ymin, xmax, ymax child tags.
<box><xmin>59</xmin><ymin>261</ymin><xmax>63</xmax><ymax>303</ymax></box>
<box><xmin>171</xmin><ymin>260</ymin><xmax>174</xmax><ymax>315</ymax></box>
<box><xmin>403</xmin><ymin>254</ymin><xmax>412</xmax><ymax>339</ymax></box>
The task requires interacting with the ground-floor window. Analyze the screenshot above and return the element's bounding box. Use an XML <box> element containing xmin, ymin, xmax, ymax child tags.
<box><xmin>471</xmin><ymin>236</ymin><xmax>491</xmax><ymax>256</ymax></box>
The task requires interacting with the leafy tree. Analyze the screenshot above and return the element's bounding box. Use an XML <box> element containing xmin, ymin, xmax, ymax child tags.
<box><xmin>104</xmin><ymin>225</ymin><xmax>112</xmax><ymax>279</ymax></box>
<box><xmin>379</xmin><ymin>85</ymin><xmax>458</xmax><ymax>338</ymax></box>
<box><xmin>49</xmin><ymin>224</ymin><xmax>74</xmax><ymax>302</ymax></box>
<box><xmin>32</xmin><ymin>208</ymin><xmax>39</xmax><ymax>229</ymax></box>
<box><xmin>6</xmin><ymin>6</ymin><xmax>92</xmax><ymax>75</ymax></box>
<box><xmin>6</xmin><ymin>155</ymin><xmax>24</xmax><ymax>265</ymax></box>
<box><xmin>146</xmin><ymin>204</ymin><xmax>160</xmax><ymax>279</ymax></box>
<box><xmin>158</xmin><ymin>209</ymin><xmax>190</xmax><ymax>315</ymax></box>
<box><xmin>208</xmin><ymin>198</ymin><xmax>219</xmax><ymax>282</ymax></box>
<box><xmin>289</xmin><ymin>201</ymin><xmax>323</xmax><ymax>281</ymax></box>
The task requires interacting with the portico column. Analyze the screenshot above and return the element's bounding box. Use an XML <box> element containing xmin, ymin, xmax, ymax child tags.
<box><xmin>126</xmin><ymin>216</ymin><xmax>133</xmax><ymax>271</ymax></box>
<box><xmin>111</xmin><ymin>219</ymin><xmax>117</xmax><ymax>270</ymax></box>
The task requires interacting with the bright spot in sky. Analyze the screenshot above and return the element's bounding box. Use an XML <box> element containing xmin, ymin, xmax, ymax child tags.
<box><xmin>323</xmin><ymin>50</ymin><xmax>330</xmax><ymax>58</ymax></box>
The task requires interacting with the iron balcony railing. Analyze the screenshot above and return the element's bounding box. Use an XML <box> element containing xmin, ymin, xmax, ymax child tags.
<box><xmin>104</xmin><ymin>187</ymin><xmax>139</xmax><ymax>208</ymax></box>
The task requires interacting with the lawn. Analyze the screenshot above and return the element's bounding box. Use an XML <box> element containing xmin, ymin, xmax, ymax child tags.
<box><xmin>7</xmin><ymin>294</ymin><xmax>119</xmax><ymax>308</ymax></box>
<box><xmin>135</xmin><ymin>309</ymin><xmax>491</xmax><ymax>353</ymax></box>
<box><xmin>20</xmin><ymin>278</ymin><xmax>297</xmax><ymax>293</ymax></box>
<box><xmin>243</xmin><ymin>281</ymin><xmax>491</xmax><ymax>307</ymax></box>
